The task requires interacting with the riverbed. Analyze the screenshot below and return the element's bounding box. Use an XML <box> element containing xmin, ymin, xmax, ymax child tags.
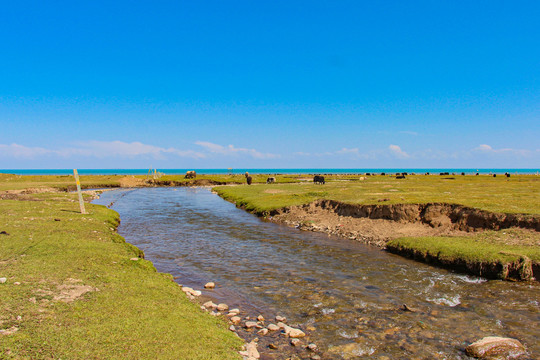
<box><xmin>93</xmin><ymin>187</ymin><xmax>539</xmax><ymax>359</ymax></box>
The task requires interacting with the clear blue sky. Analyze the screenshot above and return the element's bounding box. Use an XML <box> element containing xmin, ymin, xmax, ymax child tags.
<box><xmin>1</xmin><ymin>1</ymin><xmax>539</xmax><ymax>169</ymax></box>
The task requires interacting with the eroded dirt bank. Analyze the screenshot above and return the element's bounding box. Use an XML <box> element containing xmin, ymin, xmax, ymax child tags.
<box><xmin>265</xmin><ymin>200</ymin><xmax>539</xmax><ymax>245</ymax></box>
<box><xmin>253</xmin><ymin>200</ymin><xmax>540</xmax><ymax>280</ymax></box>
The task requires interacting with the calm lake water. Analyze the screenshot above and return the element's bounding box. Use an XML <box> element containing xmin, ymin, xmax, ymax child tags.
<box><xmin>93</xmin><ymin>187</ymin><xmax>539</xmax><ymax>359</ymax></box>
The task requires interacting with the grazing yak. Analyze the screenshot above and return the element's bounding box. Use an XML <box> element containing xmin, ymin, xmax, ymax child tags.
<box><xmin>266</xmin><ymin>177</ymin><xmax>276</xmax><ymax>184</ymax></box>
<box><xmin>313</xmin><ymin>175</ymin><xmax>325</xmax><ymax>184</ymax></box>
<box><xmin>185</xmin><ymin>170</ymin><xmax>196</xmax><ymax>179</ymax></box>
<box><xmin>396</xmin><ymin>175</ymin><xmax>406</xmax><ymax>179</ymax></box>
<box><xmin>244</xmin><ymin>172</ymin><xmax>252</xmax><ymax>185</ymax></box>
<box><xmin>505</xmin><ymin>172</ymin><xmax>511</xmax><ymax>178</ymax></box>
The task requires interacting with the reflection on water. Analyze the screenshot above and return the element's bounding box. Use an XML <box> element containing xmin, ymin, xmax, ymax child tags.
<box><xmin>94</xmin><ymin>187</ymin><xmax>539</xmax><ymax>359</ymax></box>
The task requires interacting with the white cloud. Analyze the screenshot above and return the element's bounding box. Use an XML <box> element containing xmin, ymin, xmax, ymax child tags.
<box><xmin>473</xmin><ymin>144</ymin><xmax>531</xmax><ymax>156</ymax></box>
<box><xmin>336</xmin><ymin>147</ymin><xmax>360</xmax><ymax>155</ymax></box>
<box><xmin>0</xmin><ymin>141</ymin><xmax>206</xmax><ymax>160</ymax></box>
<box><xmin>195</xmin><ymin>141</ymin><xmax>279</xmax><ymax>159</ymax></box>
<box><xmin>0</xmin><ymin>143</ymin><xmax>56</xmax><ymax>158</ymax></box>
<box><xmin>388</xmin><ymin>144</ymin><xmax>410</xmax><ymax>159</ymax></box>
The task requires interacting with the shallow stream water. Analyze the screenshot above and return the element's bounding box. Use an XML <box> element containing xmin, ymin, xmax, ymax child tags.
<box><xmin>93</xmin><ymin>187</ymin><xmax>539</xmax><ymax>359</ymax></box>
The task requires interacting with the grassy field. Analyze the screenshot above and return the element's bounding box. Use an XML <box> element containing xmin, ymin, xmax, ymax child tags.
<box><xmin>0</xmin><ymin>172</ymin><xmax>301</xmax><ymax>192</ymax></box>
<box><xmin>387</xmin><ymin>229</ymin><xmax>540</xmax><ymax>279</ymax></box>
<box><xmin>214</xmin><ymin>174</ymin><xmax>540</xmax><ymax>214</ymax></box>
<box><xmin>0</xmin><ymin>173</ymin><xmax>124</xmax><ymax>191</ymax></box>
<box><xmin>0</xmin><ymin>192</ymin><xmax>241</xmax><ymax>359</ymax></box>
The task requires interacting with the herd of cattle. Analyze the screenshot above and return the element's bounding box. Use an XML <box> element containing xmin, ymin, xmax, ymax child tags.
<box><xmin>184</xmin><ymin>171</ymin><xmax>513</xmax><ymax>184</ymax></box>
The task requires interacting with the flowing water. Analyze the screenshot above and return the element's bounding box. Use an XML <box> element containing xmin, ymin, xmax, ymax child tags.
<box><xmin>94</xmin><ymin>188</ymin><xmax>539</xmax><ymax>359</ymax></box>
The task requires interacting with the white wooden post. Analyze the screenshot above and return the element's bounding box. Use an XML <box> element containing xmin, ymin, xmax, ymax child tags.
<box><xmin>73</xmin><ymin>169</ymin><xmax>87</xmax><ymax>214</ymax></box>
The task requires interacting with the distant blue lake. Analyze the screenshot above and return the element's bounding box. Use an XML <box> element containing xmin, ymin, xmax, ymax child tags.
<box><xmin>1</xmin><ymin>168</ymin><xmax>539</xmax><ymax>175</ymax></box>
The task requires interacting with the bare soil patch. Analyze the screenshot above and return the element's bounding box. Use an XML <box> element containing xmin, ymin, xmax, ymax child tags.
<box><xmin>268</xmin><ymin>200</ymin><xmax>540</xmax><ymax>248</ymax></box>
<box><xmin>263</xmin><ymin>189</ymin><xmax>285</xmax><ymax>194</ymax></box>
<box><xmin>272</xmin><ymin>202</ymin><xmax>469</xmax><ymax>247</ymax></box>
<box><xmin>118</xmin><ymin>176</ymin><xmax>147</xmax><ymax>187</ymax></box>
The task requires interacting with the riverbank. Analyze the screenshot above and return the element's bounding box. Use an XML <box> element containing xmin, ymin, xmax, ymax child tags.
<box><xmin>0</xmin><ymin>191</ymin><xmax>242</xmax><ymax>359</ymax></box>
<box><xmin>214</xmin><ymin>176</ymin><xmax>540</xmax><ymax>281</ymax></box>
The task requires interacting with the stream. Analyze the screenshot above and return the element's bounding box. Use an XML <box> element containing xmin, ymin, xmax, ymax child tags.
<box><xmin>93</xmin><ymin>187</ymin><xmax>539</xmax><ymax>359</ymax></box>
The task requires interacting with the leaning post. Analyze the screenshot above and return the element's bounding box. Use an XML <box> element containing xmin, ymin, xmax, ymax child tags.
<box><xmin>73</xmin><ymin>169</ymin><xmax>87</xmax><ymax>214</ymax></box>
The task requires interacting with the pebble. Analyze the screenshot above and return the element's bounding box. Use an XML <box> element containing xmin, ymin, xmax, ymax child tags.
<box><xmin>14</xmin><ymin>282</ymin><xmax>21</xmax><ymax>285</ymax></box>
<box><xmin>230</xmin><ymin>316</ymin><xmax>242</xmax><ymax>325</ymax></box>
<box><xmin>268</xmin><ymin>343</ymin><xmax>278</xmax><ymax>350</ymax></box>
<box><xmin>228</xmin><ymin>309</ymin><xmax>240</xmax><ymax>316</ymax></box>
<box><xmin>307</xmin><ymin>343</ymin><xmax>318</xmax><ymax>351</ymax></box>
<box><xmin>288</xmin><ymin>327</ymin><xmax>306</xmax><ymax>338</ymax></box>
<box><xmin>217</xmin><ymin>303</ymin><xmax>229</xmax><ymax>311</ymax></box>
<box><xmin>276</xmin><ymin>315</ymin><xmax>286</xmax><ymax>322</ymax></box>
<box><xmin>465</xmin><ymin>336</ymin><xmax>526</xmax><ymax>359</ymax></box>
<box><xmin>310</xmin><ymin>355</ymin><xmax>321</xmax><ymax>360</ymax></box>
<box><xmin>290</xmin><ymin>339</ymin><xmax>301</xmax><ymax>346</ymax></box>
<box><xmin>257</xmin><ymin>315</ymin><xmax>265</xmax><ymax>322</ymax></box>
<box><xmin>0</xmin><ymin>278</ymin><xmax>6</xmax><ymax>284</ymax></box>
<box><xmin>257</xmin><ymin>328</ymin><xmax>268</xmax><ymax>336</ymax></box>
<box><xmin>181</xmin><ymin>286</ymin><xmax>201</xmax><ymax>297</ymax></box>
<box><xmin>204</xmin><ymin>282</ymin><xmax>215</xmax><ymax>289</ymax></box>
<box><xmin>280</xmin><ymin>323</ymin><xmax>306</xmax><ymax>338</ymax></box>
<box><xmin>245</xmin><ymin>321</ymin><xmax>260</xmax><ymax>329</ymax></box>
<box><xmin>267</xmin><ymin>324</ymin><xmax>280</xmax><ymax>331</ymax></box>
<box><xmin>245</xmin><ymin>340</ymin><xmax>260</xmax><ymax>359</ymax></box>
<box><xmin>203</xmin><ymin>301</ymin><xmax>217</xmax><ymax>309</ymax></box>
<box><xmin>229</xmin><ymin>325</ymin><xmax>236</xmax><ymax>331</ymax></box>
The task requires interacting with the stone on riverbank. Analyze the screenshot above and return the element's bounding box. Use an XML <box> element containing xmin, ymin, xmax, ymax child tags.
<box><xmin>203</xmin><ymin>301</ymin><xmax>217</xmax><ymax>309</ymax></box>
<box><xmin>239</xmin><ymin>340</ymin><xmax>260</xmax><ymax>359</ymax></box>
<box><xmin>230</xmin><ymin>316</ymin><xmax>241</xmax><ymax>325</ymax></box>
<box><xmin>267</xmin><ymin>324</ymin><xmax>280</xmax><ymax>331</ymax></box>
<box><xmin>217</xmin><ymin>303</ymin><xmax>229</xmax><ymax>311</ymax></box>
<box><xmin>204</xmin><ymin>282</ymin><xmax>215</xmax><ymax>289</ymax></box>
<box><xmin>465</xmin><ymin>336</ymin><xmax>526</xmax><ymax>359</ymax></box>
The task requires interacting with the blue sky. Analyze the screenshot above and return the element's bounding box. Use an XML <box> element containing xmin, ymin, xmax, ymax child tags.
<box><xmin>1</xmin><ymin>1</ymin><xmax>539</xmax><ymax>169</ymax></box>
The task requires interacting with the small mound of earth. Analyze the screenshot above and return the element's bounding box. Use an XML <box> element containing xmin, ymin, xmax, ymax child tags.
<box><xmin>53</xmin><ymin>279</ymin><xmax>97</xmax><ymax>303</ymax></box>
<box><xmin>119</xmin><ymin>176</ymin><xmax>146</xmax><ymax>187</ymax></box>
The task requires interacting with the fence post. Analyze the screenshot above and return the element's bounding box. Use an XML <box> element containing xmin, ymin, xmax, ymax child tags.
<box><xmin>73</xmin><ymin>169</ymin><xmax>87</xmax><ymax>214</ymax></box>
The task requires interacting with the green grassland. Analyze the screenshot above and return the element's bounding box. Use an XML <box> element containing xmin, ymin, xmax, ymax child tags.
<box><xmin>214</xmin><ymin>174</ymin><xmax>540</xmax><ymax>214</ymax></box>
<box><xmin>0</xmin><ymin>192</ymin><xmax>241</xmax><ymax>359</ymax></box>
<box><xmin>0</xmin><ymin>173</ymin><xmax>123</xmax><ymax>191</ymax></box>
<box><xmin>0</xmin><ymin>172</ymin><xmax>301</xmax><ymax>192</ymax></box>
<box><xmin>388</xmin><ymin>229</ymin><xmax>540</xmax><ymax>264</ymax></box>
